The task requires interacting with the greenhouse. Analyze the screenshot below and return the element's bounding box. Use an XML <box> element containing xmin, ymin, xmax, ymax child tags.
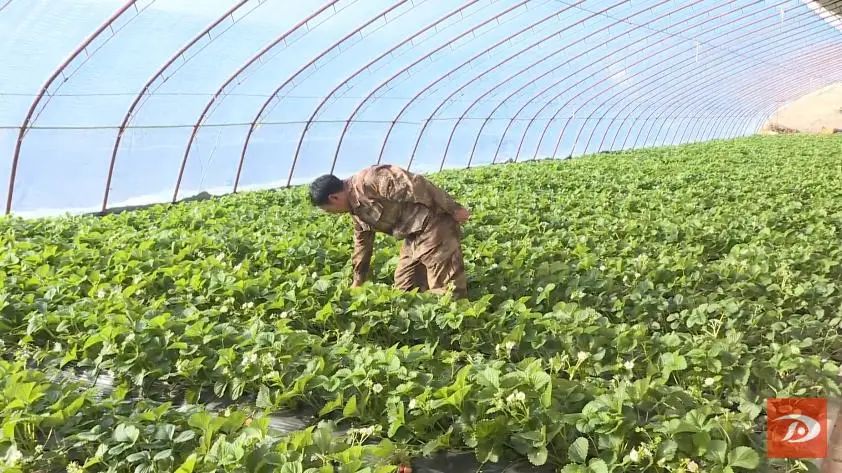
<box><xmin>1</xmin><ymin>0</ymin><xmax>841</xmax><ymax>472</ymax></box>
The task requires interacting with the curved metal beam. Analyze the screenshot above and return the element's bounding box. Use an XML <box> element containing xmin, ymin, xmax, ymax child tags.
<box><xmin>0</xmin><ymin>0</ymin><xmax>14</xmax><ymax>14</ymax></box>
<box><xmin>629</xmin><ymin>17</ymin><xmax>842</xmax><ymax>149</ymax></box>
<box><xmin>439</xmin><ymin>0</ymin><xmax>684</xmax><ymax>172</ymax></box>
<box><xmin>405</xmin><ymin>0</ymin><xmax>631</xmax><ymax>171</ymax></box>
<box><xmin>173</xmin><ymin>0</ymin><xmax>341</xmax><ymax>202</ymax></box>
<box><xmin>702</xmin><ymin>66</ymin><xmax>842</xmax><ymax>143</ymax></box>
<box><xmin>245</xmin><ymin>0</ymin><xmax>488</xmax><ymax>189</ymax></box>
<box><xmin>5</xmin><ymin>0</ymin><xmax>143</xmax><ymax>215</ymax></box>
<box><xmin>103</xmin><ymin>0</ymin><xmax>252</xmax><ymax>211</ymax></box>
<box><xmin>489</xmin><ymin>0</ymin><xmax>775</xmax><ymax>164</ymax></box>
<box><xmin>602</xmin><ymin>3</ymin><xmax>840</xmax><ymax>153</ymax></box>
<box><xmin>372</xmin><ymin>0</ymin><xmax>592</xmax><ymax>167</ymax></box>
<box><xmin>702</xmin><ymin>42</ymin><xmax>842</xmax><ymax>142</ymax></box>
<box><xmin>648</xmin><ymin>43</ymin><xmax>842</xmax><ymax>149</ymax></box>
<box><xmin>242</xmin><ymin>0</ymin><xmax>412</xmax><ymax>189</ymax></box>
<box><xmin>640</xmin><ymin>31</ymin><xmax>826</xmax><ymax>146</ymax></box>
<box><xmin>320</xmin><ymin>0</ymin><xmax>537</xmax><ymax>179</ymax></box>
<box><xmin>607</xmin><ymin>1</ymin><xmax>842</xmax><ymax>151</ymax></box>
<box><xmin>542</xmin><ymin>0</ymin><xmax>810</xmax><ymax>161</ymax></box>
<box><xmin>588</xmin><ymin>6</ymin><xmax>842</xmax><ymax>154</ymax></box>
<box><xmin>462</xmin><ymin>0</ymin><xmax>714</xmax><ymax>169</ymax></box>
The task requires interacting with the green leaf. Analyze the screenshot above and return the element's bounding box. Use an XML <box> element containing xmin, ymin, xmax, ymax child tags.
<box><xmin>319</xmin><ymin>395</ymin><xmax>344</xmax><ymax>416</ymax></box>
<box><xmin>728</xmin><ymin>446</ymin><xmax>760</xmax><ymax>469</ymax></box>
<box><xmin>113</xmin><ymin>423</ymin><xmax>140</xmax><ymax>444</ymax></box>
<box><xmin>174</xmin><ymin>430</ymin><xmax>197</xmax><ymax>443</ymax></box>
<box><xmin>153</xmin><ymin>449</ymin><xmax>173</xmax><ymax>461</ymax></box>
<box><xmin>256</xmin><ymin>385</ymin><xmax>273</xmax><ymax>409</ymax></box>
<box><xmin>155</xmin><ymin>424</ymin><xmax>176</xmax><ymax>441</ymax></box>
<box><xmin>126</xmin><ymin>452</ymin><xmax>149</xmax><ymax>463</ymax></box>
<box><xmin>706</xmin><ymin>439</ymin><xmax>728</xmax><ymax>464</ymax></box>
<box><xmin>476</xmin><ymin>367</ymin><xmax>500</xmax><ymax>388</ymax></box>
<box><xmin>568</xmin><ymin>437</ymin><xmax>589</xmax><ymax>463</ymax></box>
<box><xmin>174</xmin><ymin>453</ymin><xmax>197</xmax><ymax>473</ymax></box>
<box><xmin>528</xmin><ymin>446</ymin><xmax>548</xmax><ymax>466</ymax></box>
<box><xmin>657</xmin><ymin>439</ymin><xmax>678</xmax><ymax>461</ymax></box>
<box><xmin>343</xmin><ymin>395</ymin><xmax>358</xmax><ymax>417</ymax></box>
<box><xmin>588</xmin><ymin>459</ymin><xmax>608</xmax><ymax>473</ymax></box>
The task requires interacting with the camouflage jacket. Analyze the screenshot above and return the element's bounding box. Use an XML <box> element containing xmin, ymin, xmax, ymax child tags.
<box><xmin>345</xmin><ymin>164</ymin><xmax>464</xmax><ymax>284</ymax></box>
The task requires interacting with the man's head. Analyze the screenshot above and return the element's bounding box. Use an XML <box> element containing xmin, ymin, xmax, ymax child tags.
<box><xmin>310</xmin><ymin>174</ymin><xmax>350</xmax><ymax>213</ymax></box>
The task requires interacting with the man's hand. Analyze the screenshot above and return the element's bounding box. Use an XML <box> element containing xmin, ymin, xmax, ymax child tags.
<box><xmin>453</xmin><ymin>207</ymin><xmax>471</xmax><ymax>224</ymax></box>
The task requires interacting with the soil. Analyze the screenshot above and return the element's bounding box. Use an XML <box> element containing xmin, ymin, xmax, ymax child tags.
<box><xmin>762</xmin><ymin>82</ymin><xmax>842</xmax><ymax>134</ymax></box>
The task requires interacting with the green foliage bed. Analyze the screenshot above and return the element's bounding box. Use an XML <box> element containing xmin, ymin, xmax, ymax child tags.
<box><xmin>1</xmin><ymin>135</ymin><xmax>841</xmax><ymax>473</ymax></box>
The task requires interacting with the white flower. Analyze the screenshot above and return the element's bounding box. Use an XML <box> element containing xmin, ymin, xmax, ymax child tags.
<box><xmin>216</xmin><ymin>253</ymin><xmax>226</xmax><ymax>261</ymax></box>
<box><xmin>372</xmin><ymin>383</ymin><xmax>383</xmax><ymax>394</ymax></box>
<box><xmin>687</xmin><ymin>460</ymin><xmax>699</xmax><ymax>472</ymax></box>
<box><xmin>408</xmin><ymin>399</ymin><xmax>417</xmax><ymax>410</ymax></box>
<box><xmin>96</xmin><ymin>289</ymin><xmax>106</xmax><ymax>298</ymax></box>
<box><xmin>241</xmin><ymin>302</ymin><xmax>255</xmax><ymax>310</ymax></box>
<box><xmin>220</xmin><ymin>306</ymin><xmax>229</xmax><ymax>313</ymax></box>
<box><xmin>624</xmin><ymin>360</ymin><xmax>635</xmax><ymax>370</ymax></box>
<box><xmin>500</xmin><ymin>286</ymin><xmax>508</xmax><ymax>291</ymax></box>
<box><xmin>600</xmin><ymin>265</ymin><xmax>606</xmax><ymax>271</ymax></box>
<box><xmin>260</xmin><ymin>353</ymin><xmax>274</xmax><ymax>366</ymax></box>
<box><xmin>505</xmin><ymin>341</ymin><xmax>516</xmax><ymax>352</ymax></box>
<box><xmin>630</xmin><ymin>449</ymin><xmax>640</xmax><ymax>463</ymax></box>
<box><xmin>577</xmin><ymin>351</ymin><xmax>590</xmax><ymax>362</ymax></box>
<box><xmin>240</xmin><ymin>352</ymin><xmax>258</xmax><ymax>366</ymax></box>
<box><xmin>66</xmin><ymin>462</ymin><xmax>84</xmax><ymax>473</ymax></box>
<box><xmin>704</xmin><ymin>377</ymin><xmax>715</xmax><ymax>386</ymax></box>
<box><xmin>506</xmin><ymin>390</ymin><xmax>526</xmax><ymax>405</ymax></box>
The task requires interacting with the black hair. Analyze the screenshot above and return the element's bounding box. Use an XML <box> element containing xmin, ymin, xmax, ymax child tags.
<box><xmin>309</xmin><ymin>174</ymin><xmax>344</xmax><ymax>205</ymax></box>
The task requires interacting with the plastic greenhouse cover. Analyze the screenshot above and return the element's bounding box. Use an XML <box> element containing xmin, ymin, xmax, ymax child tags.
<box><xmin>1</xmin><ymin>0</ymin><xmax>842</xmax><ymax>217</ymax></box>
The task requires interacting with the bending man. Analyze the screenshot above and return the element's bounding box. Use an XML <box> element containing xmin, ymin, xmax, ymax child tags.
<box><xmin>310</xmin><ymin>164</ymin><xmax>470</xmax><ymax>299</ymax></box>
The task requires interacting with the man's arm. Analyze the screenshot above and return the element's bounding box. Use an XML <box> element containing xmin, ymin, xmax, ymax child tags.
<box><xmin>351</xmin><ymin>222</ymin><xmax>374</xmax><ymax>287</ymax></box>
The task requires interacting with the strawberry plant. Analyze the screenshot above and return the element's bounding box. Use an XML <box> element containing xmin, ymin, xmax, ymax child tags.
<box><xmin>1</xmin><ymin>135</ymin><xmax>841</xmax><ymax>472</ymax></box>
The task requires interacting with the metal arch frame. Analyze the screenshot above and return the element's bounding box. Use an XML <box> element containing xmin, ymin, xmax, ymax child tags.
<box><xmin>486</xmin><ymin>0</ymin><xmax>753</xmax><ymax>164</ymax></box>
<box><xmin>601</xmin><ymin>2</ymin><xmax>840</xmax><ymax>153</ymax></box>
<box><xmin>540</xmin><ymin>0</ymin><xmax>822</xmax><ymax>162</ymax></box>
<box><xmin>655</xmin><ymin>44</ymin><xmax>832</xmax><ymax>148</ymax></box>
<box><xmin>173</xmin><ymin>0</ymin><xmax>342</xmax><ymax>203</ymax></box>
<box><xmin>103</xmin><ymin>0</ymin><xmax>253</xmax><ymax>212</ymax></box>
<box><xmin>601</xmin><ymin>18</ymin><xmax>837</xmax><ymax>153</ymax></box>
<box><xmin>322</xmin><ymin>0</ymin><xmax>540</xmax><ymax>178</ymax></box>
<box><xmin>701</xmin><ymin>67</ymin><xmax>842</xmax><ymax>143</ymax></box>
<box><xmin>438</xmin><ymin>0</ymin><xmax>684</xmax><ymax>172</ymax></box>
<box><xmin>241</xmin><ymin>0</ymin><xmax>414</xmax><ymax>189</ymax></box>
<box><xmin>464</xmin><ymin>0</ymin><xmax>723</xmax><ymax>169</ymax></box>
<box><xmin>539</xmin><ymin>0</ymin><xmax>809</xmax><ymax>162</ymax></box>
<box><xmin>371</xmin><ymin>0</ymin><xmax>594</xmax><ymax>168</ymax></box>
<box><xmin>624</xmin><ymin>5</ymin><xmax>842</xmax><ymax>149</ymax></box>
<box><xmin>648</xmin><ymin>42</ymin><xmax>842</xmax><ymax>149</ymax></box>
<box><xmin>701</xmin><ymin>41</ymin><xmax>842</xmax><ymax>141</ymax></box>
<box><xmin>499</xmin><ymin>0</ymin><xmax>782</xmax><ymax>164</ymax></box>
<box><xmin>707</xmin><ymin>65</ymin><xmax>842</xmax><ymax>142</ymax></box>
<box><xmin>254</xmin><ymin>0</ymin><xmax>493</xmax><ymax>188</ymax></box>
<box><xmin>668</xmin><ymin>39</ymin><xmax>838</xmax><ymax>140</ymax></box>
<box><xmin>5</xmin><ymin>0</ymin><xmax>143</xmax><ymax>215</ymax></box>
<box><xmin>674</xmin><ymin>52</ymin><xmax>842</xmax><ymax>145</ymax></box>
<box><xmin>590</xmin><ymin>5</ymin><xmax>842</xmax><ymax>154</ymax></box>
<box><xmin>405</xmin><ymin>0</ymin><xmax>633</xmax><ymax>172</ymax></box>
<box><xmin>628</xmin><ymin>13</ymin><xmax>842</xmax><ymax>149</ymax></box>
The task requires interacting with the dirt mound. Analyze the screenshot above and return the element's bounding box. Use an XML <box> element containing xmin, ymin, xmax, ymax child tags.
<box><xmin>762</xmin><ymin>82</ymin><xmax>842</xmax><ymax>134</ymax></box>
